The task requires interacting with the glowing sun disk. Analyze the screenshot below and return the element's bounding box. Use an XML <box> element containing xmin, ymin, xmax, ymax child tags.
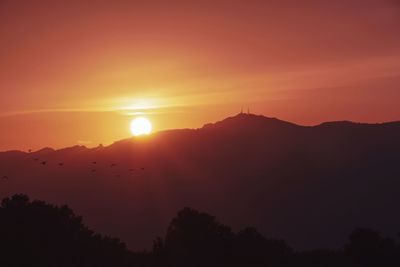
<box><xmin>130</xmin><ymin>117</ymin><xmax>152</xmax><ymax>136</ymax></box>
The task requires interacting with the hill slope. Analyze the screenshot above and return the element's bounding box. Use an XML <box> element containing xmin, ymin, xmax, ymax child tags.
<box><xmin>1</xmin><ymin>113</ymin><xmax>400</xmax><ymax>250</ymax></box>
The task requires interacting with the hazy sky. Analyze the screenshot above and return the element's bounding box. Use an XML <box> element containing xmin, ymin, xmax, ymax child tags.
<box><xmin>1</xmin><ymin>0</ymin><xmax>400</xmax><ymax>150</ymax></box>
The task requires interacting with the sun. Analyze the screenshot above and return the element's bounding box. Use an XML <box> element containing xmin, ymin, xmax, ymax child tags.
<box><xmin>130</xmin><ymin>117</ymin><xmax>152</xmax><ymax>136</ymax></box>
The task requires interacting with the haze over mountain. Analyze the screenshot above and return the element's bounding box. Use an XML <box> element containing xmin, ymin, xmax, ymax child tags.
<box><xmin>1</xmin><ymin>113</ymin><xmax>400</xmax><ymax>250</ymax></box>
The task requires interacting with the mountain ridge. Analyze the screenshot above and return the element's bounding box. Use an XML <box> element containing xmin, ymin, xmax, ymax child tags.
<box><xmin>2</xmin><ymin>113</ymin><xmax>400</xmax><ymax>153</ymax></box>
<box><xmin>1</xmin><ymin>113</ymin><xmax>400</xmax><ymax>250</ymax></box>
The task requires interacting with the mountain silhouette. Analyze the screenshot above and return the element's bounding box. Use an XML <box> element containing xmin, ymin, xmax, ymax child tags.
<box><xmin>1</xmin><ymin>113</ymin><xmax>400</xmax><ymax>250</ymax></box>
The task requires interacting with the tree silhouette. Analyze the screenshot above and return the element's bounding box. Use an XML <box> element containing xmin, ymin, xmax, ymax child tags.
<box><xmin>345</xmin><ymin>228</ymin><xmax>399</xmax><ymax>267</ymax></box>
<box><xmin>161</xmin><ymin>207</ymin><xmax>235</xmax><ymax>267</ymax></box>
<box><xmin>154</xmin><ymin>207</ymin><xmax>294</xmax><ymax>267</ymax></box>
<box><xmin>2</xmin><ymin>194</ymin><xmax>400</xmax><ymax>266</ymax></box>
<box><xmin>0</xmin><ymin>194</ymin><xmax>140</xmax><ymax>267</ymax></box>
<box><xmin>235</xmin><ymin>227</ymin><xmax>292</xmax><ymax>266</ymax></box>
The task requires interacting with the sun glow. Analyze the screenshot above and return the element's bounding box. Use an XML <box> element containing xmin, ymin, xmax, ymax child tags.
<box><xmin>130</xmin><ymin>117</ymin><xmax>152</xmax><ymax>136</ymax></box>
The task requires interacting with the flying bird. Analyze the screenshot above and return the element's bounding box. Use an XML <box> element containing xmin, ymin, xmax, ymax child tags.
<box><xmin>41</xmin><ymin>161</ymin><xmax>47</xmax><ymax>165</ymax></box>
<box><xmin>58</xmin><ymin>163</ymin><xmax>64</xmax><ymax>166</ymax></box>
<box><xmin>92</xmin><ymin>161</ymin><xmax>97</xmax><ymax>164</ymax></box>
<box><xmin>110</xmin><ymin>163</ymin><xmax>116</xmax><ymax>167</ymax></box>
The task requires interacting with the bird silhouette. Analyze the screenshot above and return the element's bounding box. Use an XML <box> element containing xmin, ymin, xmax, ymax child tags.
<box><xmin>110</xmin><ymin>163</ymin><xmax>116</xmax><ymax>167</ymax></box>
<box><xmin>141</xmin><ymin>167</ymin><xmax>145</xmax><ymax>170</ymax></box>
<box><xmin>41</xmin><ymin>161</ymin><xmax>47</xmax><ymax>165</ymax></box>
<box><xmin>58</xmin><ymin>163</ymin><xmax>64</xmax><ymax>166</ymax></box>
<box><xmin>28</xmin><ymin>149</ymin><xmax>32</xmax><ymax>153</ymax></box>
<box><xmin>92</xmin><ymin>161</ymin><xmax>97</xmax><ymax>164</ymax></box>
<box><xmin>129</xmin><ymin>168</ymin><xmax>134</xmax><ymax>172</ymax></box>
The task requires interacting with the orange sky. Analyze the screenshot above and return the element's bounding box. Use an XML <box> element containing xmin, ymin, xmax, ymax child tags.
<box><xmin>1</xmin><ymin>0</ymin><xmax>400</xmax><ymax>151</ymax></box>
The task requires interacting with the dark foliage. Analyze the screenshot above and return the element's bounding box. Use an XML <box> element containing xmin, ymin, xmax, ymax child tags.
<box><xmin>0</xmin><ymin>194</ymin><xmax>145</xmax><ymax>267</ymax></box>
<box><xmin>1</xmin><ymin>194</ymin><xmax>400</xmax><ymax>267</ymax></box>
<box><xmin>345</xmin><ymin>228</ymin><xmax>400</xmax><ymax>267</ymax></box>
<box><xmin>152</xmin><ymin>207</ymin><xmax>293</xmax><ymax>267</ymax></box>
<box><xmin>150</xmin><ymin>207</ymin><xmax>400</xmax><ymax>267</ymax></box>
